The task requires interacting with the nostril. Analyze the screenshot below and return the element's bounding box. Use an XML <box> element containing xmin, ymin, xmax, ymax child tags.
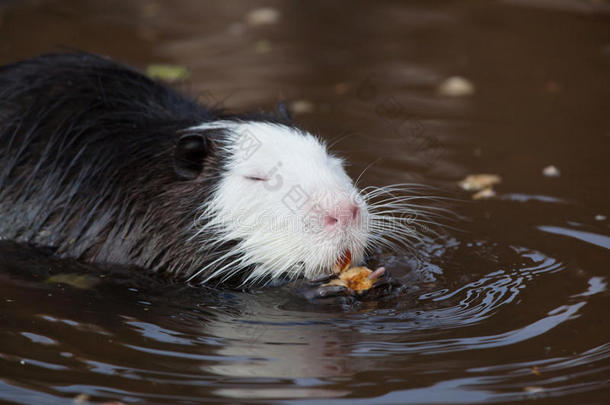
<box><xmin>323</xmin><ymin>203</ymin><xmax>359</xmax><ymax>228</ymax></box>
<box><xmin>325</xmin><ymin>215</ymin><xmax>339</xmax><ymax>227</ymax></box>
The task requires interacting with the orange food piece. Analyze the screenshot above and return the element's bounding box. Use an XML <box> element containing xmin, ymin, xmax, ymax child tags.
<box><xmin>325</xmin><ymin>266</ymin><xmax>380</xmax><ymax>293</ymax></box>
<box><xmin>338</xmin><ymin>266</ymin><xmax>374</xmax><ymax>292</ymax></box>
<box><xmin>332</xmin><ymin>250</ymin><xmax>352</xmax><ymax>274</ymax></box>
<box><xmin>327</xmin><ymin>251</ymin><xmax>385</xmax><ymax>293</ymax></box>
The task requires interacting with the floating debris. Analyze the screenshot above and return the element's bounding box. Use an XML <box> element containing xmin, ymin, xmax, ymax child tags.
<box><xmin>290</xmin><ymin>100</ymin><xmax>315</xmax><ymax>114</ymax></box>
<box><xmin>146</xmin><ymin>64</ymin><xmax>190</xmax><ymax>82</ymax></box>
<box><xmin>459</xmin><ymin>174</ymin><xmax>501</xmax><ymax>191</ymax></box>
<box><xmin>472</xmin><ymin>187</ymin><xmax>496</xmax><ymax>200</ymax></box>
<box><xmin>246</xmin><ymin>7</ymin><xmax>280</xmax><ymax>26</ymax></box>
<box><xmin>524</xmin><ymin>386</ymin><xmax>545</xmax><ymax>394</ymax></box>
<box><xmin>595</xmin><ymin>214</ymin><xmax>607</xmax><ymax>221</ymax></box>
<box><xmin>46</xmin><ymin>273</ymin><xmax>100</xmax><ymax>290</ymax></box>
<box><xmin>531</xmin><ymin>366</ymin><xmax>541</xmax><ymax>376</ymax></box>
<box><xmin>438</xmin><ymin>76</ymin><xmax>475</xmax><ymax>97</ymax></box>
<box><xmin>459</xmin><ymin>174</ymin><xmax>501</xmax><ymax>200</ymax></box>
<box><xmin>542</xmin><ymin>165</ymin><xmax>560</xmax><ymax>177</ymax></box>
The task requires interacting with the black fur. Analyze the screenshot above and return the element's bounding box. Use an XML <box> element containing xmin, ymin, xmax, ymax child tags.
<box><xmin>0</xmin><ymin>52</ymin><xmax>287</xmax><ymax>280</ymax></box>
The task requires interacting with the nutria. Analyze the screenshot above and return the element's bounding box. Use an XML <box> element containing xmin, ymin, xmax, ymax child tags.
<box><xmin>0</xmin><ymin>52</ymin><xmax>422</xmax><ymax>287</ymax></box>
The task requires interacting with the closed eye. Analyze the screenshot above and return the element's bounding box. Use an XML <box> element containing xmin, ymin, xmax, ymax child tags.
<box><xmin>244</xmin><ymin>175</ymin><xmax>268</xmax><ymax>182</ymax></box>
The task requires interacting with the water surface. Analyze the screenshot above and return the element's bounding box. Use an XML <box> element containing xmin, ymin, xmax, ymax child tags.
<box><xmin>0</xmin><ymin>1</ymin><xmax>609</xmax><ymax>403</ymax></box>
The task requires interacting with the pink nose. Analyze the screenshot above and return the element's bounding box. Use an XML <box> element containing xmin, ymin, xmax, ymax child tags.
<box><xmin>324</xmin><ymin>201</ymin><xmax>360</xmax><ymax>228</ymax></box>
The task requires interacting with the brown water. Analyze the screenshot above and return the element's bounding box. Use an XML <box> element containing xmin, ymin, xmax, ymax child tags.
<box><xmin>1</xmin><ymin>0</ymin><xmax>609</xmax><ymax>403</ymax></box>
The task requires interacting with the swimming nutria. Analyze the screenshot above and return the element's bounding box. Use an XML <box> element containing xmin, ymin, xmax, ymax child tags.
<box><xmin>0</xmin><ymin>53</ymin><xmax>422</xmax><ymax>287</ymax></box>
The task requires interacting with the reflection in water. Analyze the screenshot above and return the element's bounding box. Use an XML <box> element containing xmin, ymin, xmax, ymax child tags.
<box><xmin>1</xmin><ymin>0</ymin><xmax>610</xmax><ymax>403</ymax></box>
<box><xmin>204</xmin><ymin>316</ymin><xmax>348</xmax><ymax>380</ymax></box>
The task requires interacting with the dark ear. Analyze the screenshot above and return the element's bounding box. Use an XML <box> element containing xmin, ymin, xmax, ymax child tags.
<box><xmin>276</xmin><ymin>101</ymin><xmax>292</xmax><ymax>122</ymax></box>
<box><xmin>174</xmin><ymin>133</ymin><xmax>209</xmax><ymax>180</ymax></box>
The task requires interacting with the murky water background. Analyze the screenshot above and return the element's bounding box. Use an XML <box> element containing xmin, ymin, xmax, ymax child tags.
<box><xmin>1</xmin><ymin>0</ymin><xmax>609</xmax><ymax>403</ymax></box>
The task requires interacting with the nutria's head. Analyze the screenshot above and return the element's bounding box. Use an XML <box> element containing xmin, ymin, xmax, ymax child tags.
<box><xmin>180</xmin><ymin>121</ymin><xmax>369</xmax><ymax>285</ymax></box>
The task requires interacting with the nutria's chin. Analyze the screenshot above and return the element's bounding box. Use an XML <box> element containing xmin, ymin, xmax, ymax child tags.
<box><xmin>0</xmin><ymin>52</ymin><xmax>369</xmax><ymax>286</ymax></box>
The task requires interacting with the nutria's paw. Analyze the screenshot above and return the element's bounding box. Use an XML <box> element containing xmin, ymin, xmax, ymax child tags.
<box><xmin>298</xmin><ymin>267</ymin><xmax>400</xmax><ymax>302</ymax></box>
<box><xmin>302</xmin><ymin>283</ymin><xmax>349</xmax><ymax>300</ymax></box>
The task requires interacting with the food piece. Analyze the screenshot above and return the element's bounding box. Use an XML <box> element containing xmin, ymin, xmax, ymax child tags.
<box><xmin>332</xmin><ymin>250</ymin><xmax>352</xmax><ymax>274</ymax></box>
<box><xmin>326</xmin><ymin>251</ymin><xmax>386</xmax><ymax>293</ymax></box>
<box><xmin>326</xmin><ymin>267</ymin><xmax>372</xmax><ymax>292</ymax></box>
<box><xmin>324</xmin><ymin>251</ymin><xmax>386</xmax><ymax>293</ymax></box>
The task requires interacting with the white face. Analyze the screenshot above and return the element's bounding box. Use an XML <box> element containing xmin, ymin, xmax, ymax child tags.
<box><xmin>190</xmin><ymin>121</ymin><xmax>369</xmax><ymax>285</ymax></box>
